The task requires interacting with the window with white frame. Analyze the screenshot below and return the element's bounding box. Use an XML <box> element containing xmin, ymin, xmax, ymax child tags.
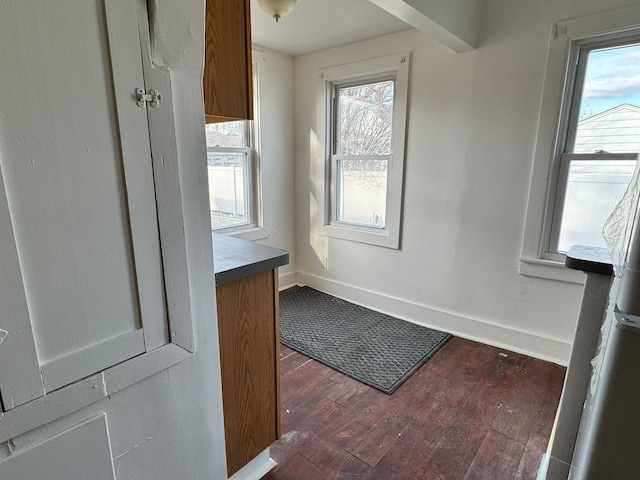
<box><xmin>205</xmin><ymin>56</ymin><xmax>261</xmax><ymax>235</ymax></box>
<box><xmin>321</xmin><ymin>52</ymin><xmax>409</xmax><ymax>249</ymax></box>
<box><xmin>547</xmin><ymin>34</ymin><xmax>640</xmax><ymax>256</ymax></box>
<box><xmin>205</xmin><ymin>120</ymin><xmax>256</xmax><ymax>230</ymax></box>
<box><xmin>522</xmin><ymin>7</ymin><xmax>640</xmax><ymax>280</ymax></box>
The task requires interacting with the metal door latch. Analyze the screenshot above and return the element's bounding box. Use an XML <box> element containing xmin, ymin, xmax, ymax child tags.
<box><xmin>136</xmin><ymin>88</ymin><xmax>161</xmax><ymax>108</ymax></box>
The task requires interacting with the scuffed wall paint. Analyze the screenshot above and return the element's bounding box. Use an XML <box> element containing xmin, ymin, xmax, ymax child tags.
<box><xmin>147</xmin><ymin>0</ymin><xmax>205</xmax><ymax>75</ymax></box>
<box><xmin>0</xmin><ymin>328</ymin><xmax>7</xmax><ymax>344</ymax></box>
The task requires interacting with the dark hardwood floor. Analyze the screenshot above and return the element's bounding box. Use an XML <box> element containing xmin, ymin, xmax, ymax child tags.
<box><xmin>265</xmin><ymin>336</ymin><xmax>565</xmax><ymax>480</ymax></box>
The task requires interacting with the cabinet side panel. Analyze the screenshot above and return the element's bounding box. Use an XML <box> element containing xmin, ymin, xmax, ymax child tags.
<box><xmin>273</xmin><ymin>269</ymin><xmax>281</xmax><ymax>440</ymax></box>
<box><xmin>216</xmin><ymin>270</ymin><xmax>277</xmax><ymax>477</ymax></box>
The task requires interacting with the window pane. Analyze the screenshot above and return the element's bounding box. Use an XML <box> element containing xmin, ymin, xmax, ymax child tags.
<box><xmin>207</xmin><ymin>151</ymin><xmax>250</xmax><ymax>229</ymax></box>
<box><xmin>336</xmin><ymin>159</ymin><xmax>388</xmax><ymax>227</ymax></box>
<box><xmin>337</xmin><ymin>80</ymin><xmax>394</xmax><ymax>156</ymax></box>
<box><xmin>205</xmin><ymin>120</ymin><xmax>248</xmax><ymax>148</ymax></box>
<box><xmin>573</xmin><ymin>43</ymin><xmax>640</xmax><ymax>153</ymax></box>
<box><xmin>557</xmin><ymin>160</ymin><xmax>636</xmax><ymax>252</ymax></box>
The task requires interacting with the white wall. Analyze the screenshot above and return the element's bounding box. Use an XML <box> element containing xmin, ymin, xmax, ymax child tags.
<box><xmin>253</xmin><ymin>46</ymin><xmax>297</xmax><ymax>288</ymax></box>
<box><xmin>0</xmin><ymin>1</ymin><xmax>228</xmax><ymax>479</ymax></box>
<box><xmin>293</xmin><ymin>0</ymin><xmax>640</xmax><ymax>365</ymax></box>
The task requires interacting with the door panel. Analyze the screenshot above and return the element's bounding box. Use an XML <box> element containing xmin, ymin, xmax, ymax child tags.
<box><xmin>0</xmin><ymin>415</ymin><xmax>116</xmax><ymax>480</ymax></box>
<box><xmin>0</xmin><ymin>0</ymin><xmax>167</xmax><ymax>406</ymax></box>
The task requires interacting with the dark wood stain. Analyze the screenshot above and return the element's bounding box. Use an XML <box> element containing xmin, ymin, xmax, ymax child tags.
<box><xmin>265</xmin><ymin>336</ymin><xmax>565</xmax><ymax>480</ymax></box>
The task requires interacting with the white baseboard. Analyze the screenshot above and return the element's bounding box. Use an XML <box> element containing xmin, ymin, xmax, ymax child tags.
<box><xmin>537</xmin><ymin>452</ymin><xmax>571</xmax><ymax>480</ymax></box>
<box><xmin>228</xmin><ymin>448</ymin><xmax>276</xmax><ymax>480</ymax></box>
<box><xmin>278</xmin><ymin>271</ymin><xmax>297</xmax><ymax>291</ymax></box>
<box><xmin>294</xmin><ymin>271</ymin><xmax>571</xmax><ymax>365</ymax></box>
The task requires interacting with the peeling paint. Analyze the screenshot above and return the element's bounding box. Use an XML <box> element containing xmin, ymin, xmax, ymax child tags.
<box><xmin>0</xmin><ymin>328</ymin><xmax>7</xmax><ymax>344</ymax></box>
<box><xmin>7</xmin><ymin>438</ymin><xmax>18</xmax><ymax>454</ymax></box>
<box><xmin>100</xmin><ymin>373</ymin><xmax>108</xmax><ymax>397</ymax></box>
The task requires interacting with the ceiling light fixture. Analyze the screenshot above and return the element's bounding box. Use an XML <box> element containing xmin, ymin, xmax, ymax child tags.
<box><xmin>258</xmin><ymin>0</ymin><xmax>297</xmax><ymax>22</ymax></box>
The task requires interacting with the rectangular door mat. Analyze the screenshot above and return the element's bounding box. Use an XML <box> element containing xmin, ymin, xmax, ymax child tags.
<box><xmin>279</xmin><ymin>287</ymin><xmax>452</xmax><ymax>394</ymax></box>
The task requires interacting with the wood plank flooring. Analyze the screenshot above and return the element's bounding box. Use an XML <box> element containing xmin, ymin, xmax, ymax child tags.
<box><xmin>264</xmin><ymin>336</ymin><xmax>565</xmax><ymax>480</ymax></box>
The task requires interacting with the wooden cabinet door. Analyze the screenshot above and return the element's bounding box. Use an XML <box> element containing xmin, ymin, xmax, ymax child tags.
<box><xmin>216</xmin><ymin>270</ymin><xmax>280</xmax><ymax>476</ymax></box>
<box><xmin>203</xmin><ymin>0</ymin><xmax>253</xmax><ymax>122</ymax></box>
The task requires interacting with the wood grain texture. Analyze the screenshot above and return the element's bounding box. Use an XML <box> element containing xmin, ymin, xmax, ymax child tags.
<box><xmin>464</xmin><ymin>429</ymin><xmax>526</xmax><ymax>480</ymax></box>
<box><xmin>216</xmin><ymin>270</ymin><xmax>279</xmax><ymax>476</ymax></box>
<box><xmin>266</xmin><ymin>336</ymin><xmax>566</xmax><ymax>480</ymax></box>
<box><xmin>203</xmin><ymin>0</ymin><xmax>253</xmax><ymax>121</ymax></box>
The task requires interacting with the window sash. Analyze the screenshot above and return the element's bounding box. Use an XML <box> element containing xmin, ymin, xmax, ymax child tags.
<box><xmin>564</xmin><ymin>36</ymin><xmax>640</xmax><ymax>154</ymax></box>
<box><xmin>331</xmin><ymin>154</ymin><xmax>391</xmax><ymax>228</ymax></box>
<box><xmin>549</xmin><ymin>152</ymin><xmax>638</xmax><ymax>254</ymax></box>
<box><xmin>332</xmin><ymin>75</ymin><xmax>395</xmax><ymax>157</ymax></box>
<box><xmin>328</xmin><ymin>76</ymin><xmax>396</xmax><ymax>232</ymax></box>
<box><xmin>207</xmin><ymin>146</ymin><xmax>255</xmax><ymax>231</ymax></box>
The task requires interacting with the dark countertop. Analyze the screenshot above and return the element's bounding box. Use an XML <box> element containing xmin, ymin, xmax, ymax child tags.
<box><xmin>565</xmin><ymin>245</ymin><xmax>613</xmax><ymax>276</ymax></box>
<box><xmin>212</xmin><ymin>233</ymin><xmax>289</xmax><ymax>286</ymax></box>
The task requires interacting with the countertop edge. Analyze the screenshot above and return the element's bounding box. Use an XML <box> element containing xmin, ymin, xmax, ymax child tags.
<box><xmin>214</xmin><ymin>252</ymin><xmax>289</xmax><ymax>286</ymax></box>
<box><xmin>213</xmin><ymin>233</ymin><xmax>290</xmax><ymax>286</ymax></box>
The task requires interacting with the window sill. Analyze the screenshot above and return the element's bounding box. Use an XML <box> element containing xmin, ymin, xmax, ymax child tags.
<box><xmin>321</xmin><ymin>223</ymin><xmax>399</xmax><ymax>249</ymax></box>
<box><xmin>519</xmin><ymin>257</ymin><xmax>586</xmax><ymax>284</ymax></box>
<box><xmin>217</xmin><ymin>226</ymin><xmax>269</xmax><ymax>242</ymax></box>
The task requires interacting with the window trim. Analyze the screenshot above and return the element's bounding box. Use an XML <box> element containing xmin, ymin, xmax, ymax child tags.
<box><xmin>547</xmin><ymin>33</ymin><xmax>640</xmax><ymax>257</ymax></box>
<box><xmin>548</xmin><ymin>152</ymin><xmax>638</xmax><ymax>255</ymax></box>
<box><xmin>207</xmin><ymin>51</ymin><xmax>267</xmax><ymax>241</ymax></box>
<box><xmin>521</xmin><ymin>5</ymin><xmax>640</xmax><ymax>278</ymax></box>
<box><xmin>319</xmin><ymin>52</ymin><xmax>410</xmax><ymax>249</ymax></box>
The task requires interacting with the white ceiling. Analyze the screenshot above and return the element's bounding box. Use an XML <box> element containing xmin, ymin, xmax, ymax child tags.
<box><xmin>249</xmin><ymin>0</ymin><xmax>411</xmax><ymax>57</ymax></box>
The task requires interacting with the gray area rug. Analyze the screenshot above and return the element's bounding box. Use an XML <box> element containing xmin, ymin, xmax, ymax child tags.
<box><xmin>279</xmin><ymin>287</ymin><xmax>452</xmax><ymax>394</ymax></box>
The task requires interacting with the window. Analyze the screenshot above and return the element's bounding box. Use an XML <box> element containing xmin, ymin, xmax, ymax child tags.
<box><xmin>321</xmin><ymin>53</ymin><xmax>409</xmax><ymax>249</ymax></box>
<box><xmin>548</xmin><ymin>36</ymin><xmax>640</xmax><ymax>255</ymax></box>
<box><xmin>522</xmin><ymin>6</ymin><xmax>640</xmax><ymax>280</ymax></box>
<box><xmin>205</xmin><ymin>120</ymin><xmax>256</xmax><ymax>231</ymax></box>
<box><xmin>205</xmin><ymin>54</ymin><xmax>263</xmax><ymax>236</ymax></box>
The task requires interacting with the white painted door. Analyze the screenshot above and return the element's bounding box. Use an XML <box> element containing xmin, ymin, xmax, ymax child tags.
<box><xmin>0</xmin><ymin>0</ymin><xmax>167</xmax><ymax>410</ymax></box>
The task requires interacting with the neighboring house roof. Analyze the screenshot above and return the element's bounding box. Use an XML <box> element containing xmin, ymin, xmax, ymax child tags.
<box><xmin>205</xmin><ymin>129</ymin><xmax>237</xmax><ymax>147</ymax></box>
<box><xmin>574</xmin><ymin>103</ymin><xmax>640</xmax><ymax>154</ymax></box>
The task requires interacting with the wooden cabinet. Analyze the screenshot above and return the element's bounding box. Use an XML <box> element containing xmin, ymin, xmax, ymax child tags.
<box><xmin>216</xmin><ymin>269</ymin><xmax>281</xmax><ymax>477</ymax></box>
<box><xmin>204</xmin><ymin>0</ymin><xmax>253</xmax><ymax>123</ymax></box>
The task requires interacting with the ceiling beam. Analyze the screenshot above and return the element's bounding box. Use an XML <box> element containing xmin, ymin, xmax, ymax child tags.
<box><xmin>369</xmin><ymin>0</ymin><xmax>482</xmax><ymax>52</ymax></box>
